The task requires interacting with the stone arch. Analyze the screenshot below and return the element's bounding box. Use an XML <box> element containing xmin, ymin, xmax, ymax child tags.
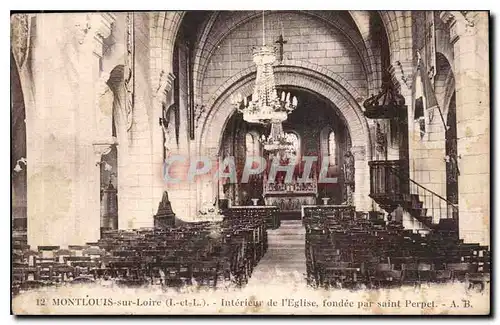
<box><xmin>149</xmin><ymin>12</ymin><xmax>185</xmax><ymax>93</ymax></box>
<box><xmin>434</xmin><ymin>52</ymin><xmax>455</xmax><ymax>119</ymax></box>
<box><xmin>197</xmin><ymin>64</ymin><xmax>373</xmax><ymax>213</ymax></box>
<box><xmin>378</xmin><ymin>11</ymin><xmax>411</xmax><ymax>64</ymax></box>
<box><xmin>204</xmin><ymin>59</ymin><xmax>363</xmax><ymax>117</ymax></box>
<box><xmin>199</xmin><ymin>63</ymin><xmax>372</xmax><ymax>160</ymax></box>
<box><xmin>349</xmin><ymin>11</ymin><xmax>383</xmax><ymax>91</ymax></box>
<box><xmin>191</xmin><ymin>10</ymin><xmax>377</xmax><ymax>108</ymax></box>
<box><xmin>157</xmin><ymin>11</ymin><xmax>404</xmax><ymax>105</ymax></box>
<box><xmin>107</xmin><ymin>65</ymin><xmax>129</xmax><ymax>139</ymax></box>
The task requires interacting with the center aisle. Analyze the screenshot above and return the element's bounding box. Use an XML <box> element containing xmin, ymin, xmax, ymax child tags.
<box><xmin>247</xmin><ymin>220</ymin><xmax>306</xmax><ymax>285</ymax></box>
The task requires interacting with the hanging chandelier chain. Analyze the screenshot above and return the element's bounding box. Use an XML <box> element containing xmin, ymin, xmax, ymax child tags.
<box><xmin>230</xmin><ymin>45</ymin><xmax>298</xmax><ymax>125</ymax></box>
<box><xmin>230</xmin><ymin>12</ymin><xmax>298</xmax><ymax>153</ymax></box>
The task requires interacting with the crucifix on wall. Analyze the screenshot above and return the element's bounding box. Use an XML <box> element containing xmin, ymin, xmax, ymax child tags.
<box><xmin>275</xmin><ymin>34</ymin><xmax>287</xmax><ymax>63</ymax></box>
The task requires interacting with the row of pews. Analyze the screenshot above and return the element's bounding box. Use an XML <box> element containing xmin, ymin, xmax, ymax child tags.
<box><xmin>304</xmin><ymin>206</ymin><xmax>491</xmax><ymax>289</ymax></box>
<box><xmin>224</xmin><ymin>206</ymin><xmax>280</xmax><ymax>229</ymax></box>
<box><xmin>12</xmin><ymin>213</ymin><xmax>268</xmax><ymax>295</ymax></box>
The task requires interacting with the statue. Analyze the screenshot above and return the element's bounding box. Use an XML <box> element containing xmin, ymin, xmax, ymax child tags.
<box><xmin>342</xmin><ymin>150</ymin><xmax>355</xmax><ymax>206</ymax></box>
<box><xmin>343</xmin><ymin>150</ymin><xmax>355</xmax><ymax>185</ymax></box>
<box><xmin>161</xmin><ymin>103</ymin><xmax>177</xmax><ymax>156</ymax></box>
<box><xmin>446</xmin><ymin>153</ymin><xmax>460</xmax><ymax>181</ymax></box>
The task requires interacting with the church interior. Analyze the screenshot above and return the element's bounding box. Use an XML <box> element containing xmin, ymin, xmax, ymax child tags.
<box><xmin>11</xmin><ymin>11</ymin><xmax>490</xmax><ymax>295</ymax></box>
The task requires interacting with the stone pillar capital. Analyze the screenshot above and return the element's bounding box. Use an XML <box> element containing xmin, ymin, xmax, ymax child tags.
<box><xmin>74</xmin><ymin>13</ymin><xmax>116</xmax><ymax>57</ymax></box>
<box><xmin>11</xmin><ymin>13</ymin><xmax>32</xmax><ymax>69</ymax></box>
<box><xmin>390</xmin><ymin>61</ymin><xmax>413</xmax><ymax>92</ymax></box>
<box><xmin>154</xmin><ymin>71</ymin><xmax>176</xmax><ymax>103</ymax></box>
<box><xmin>92</xmin><ymin>13</ymin><xmax>116</xmax><ymax>56</ymax></box>
<box><xmin>350</xmin><ymin>145</ymin><xmax>366</xmax><ymax>161</ymax></box>
<box><xmin>92</xmin><ymin>140</ymin><xmax>117</xmax><ymax>165</ymax></box>
<box><xmin>439</xmin><ymin>11</ymin><xmax>475</xmax><ymax>44</ymax></box>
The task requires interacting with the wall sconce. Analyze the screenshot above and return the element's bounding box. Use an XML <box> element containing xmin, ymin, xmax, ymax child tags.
<box><xmin>13</xmin><ymin>157</ymin><xmax>27</xmax><ymax>172</ymax></box>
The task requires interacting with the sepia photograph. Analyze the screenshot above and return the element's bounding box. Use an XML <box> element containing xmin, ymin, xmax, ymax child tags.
<box><xmin>10</xmin><ymin>8</ymin><xmax>491</xmax><ymax>316</ymax></box>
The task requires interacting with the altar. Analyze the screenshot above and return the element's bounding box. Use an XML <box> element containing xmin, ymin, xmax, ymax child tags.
<box><xmin>263</xmin><ymin>180</ymin><xmax>318</xmax><ymax>212</ymax></box>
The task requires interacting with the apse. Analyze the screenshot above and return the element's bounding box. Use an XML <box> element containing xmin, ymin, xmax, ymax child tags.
<box><xmin>220</xmin><ymin>87</ymin><xmax>351</xmax><ymax>218</ymax></box>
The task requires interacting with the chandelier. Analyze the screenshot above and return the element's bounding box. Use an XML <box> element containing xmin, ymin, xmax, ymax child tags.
<box><xmin>260</xmin><ymin>122</ymin><xmax>295</xmax><ymax>154</ymax></box>
<box><xmin>230</xmin><ymin>11</ymin><xmax>298</xmax><ymax>124</ymax></box>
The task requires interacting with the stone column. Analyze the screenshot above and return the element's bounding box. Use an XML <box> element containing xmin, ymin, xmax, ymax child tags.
<box><xmin>80</xmin><ymin>14</ymin><xmax>116</xmax><ymax>242</ymax></box>
<box><xmin>351</xmin><ymin>145</ymin><xmax>370</xmax><ymax>212</ymax></box>
<box><xmin>151</xmin><ymin>72</ymin><xmax>175</xmax><ymax>220</ymax></box>
<box><xmin>161</xmin><ymin>42</ymin><xmax>199</xmax><ymax>221</ymax></box>
<box><xmin>389</xmin><ymin>61</ymin><xmax>413</xmax><ymax>171</ymax></box>
<box><xmin>441</xmin><ymin>11</ymin><xmax>489</xmax><ymax>245</ymax></box>
<box><xmin>11</xmin><ymin>14</ymin><xmax>32</xmax><ymax>237</ymax></box>
<box><xmin>196</xmin><ymin>146</ymin><xmax>219</xmax><ymax>219</ymax></box>
<box><xmin>27</xmin><ymin>13</ymin><xmax>115</xmax><ymax>248</ymax></box>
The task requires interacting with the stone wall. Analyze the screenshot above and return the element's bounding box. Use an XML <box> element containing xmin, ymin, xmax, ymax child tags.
<box><xmin>201</xmin><ymin>12</ymin><xmax>368</xmax><ymax>110</ymax></box>
<box><xmin>24</xmin><ymin>13</ymin><xmax>115</xmax><ymax>247</ymax></box>
<box><xmin>116</xmin><ymin>12</ymin><xmax>156</xmax><ymax>229</ymax></box>
<box><xmin>446</xmin><ymin>11</ymin><xmax>490</xmax><ymax>246</ymax></box>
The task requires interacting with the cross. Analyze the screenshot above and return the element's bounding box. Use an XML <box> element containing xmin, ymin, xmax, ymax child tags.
<box><xmin>275</xmin><ymin>34</ymin><xmax>287</xmax><ymax>63</ymax></box>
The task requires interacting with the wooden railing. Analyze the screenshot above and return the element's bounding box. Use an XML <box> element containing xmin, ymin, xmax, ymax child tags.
<box><xmin>388</xmin><ymin>166</ymin><xmax>459</xmax><ymax>222</ymax></box>
<box><xmin>369</xmin><ymin>160</ymin><xmax>458</xmax><ymax>229</ymax></box>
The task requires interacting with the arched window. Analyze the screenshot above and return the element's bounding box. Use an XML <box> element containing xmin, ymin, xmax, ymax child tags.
<box><xmin>284</xmin><ymin>132</ymin><xmax>300</xmax><ymax>162</ymax></box>
<box><xmin>328</xmin><ymin>131</ymin><xmax>337</xmax><ymax>165</ymax></box>
<box><xmin>245</xmin><ymin>133</ymin><xmax>255</xmax><ymax>157</ymax></box>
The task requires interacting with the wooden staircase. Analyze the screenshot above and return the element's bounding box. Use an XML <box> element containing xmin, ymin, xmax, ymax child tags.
<box><xmin>369</xmin><ymin>160</ymin><xmax>458</xmax><ymax>233</ymax></box>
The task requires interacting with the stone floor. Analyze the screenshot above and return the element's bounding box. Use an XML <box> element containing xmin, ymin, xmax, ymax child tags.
<box><xmin>247</xmin><ymin>220</ymin><xmax>306</xmax><ymax>285</ymax></box>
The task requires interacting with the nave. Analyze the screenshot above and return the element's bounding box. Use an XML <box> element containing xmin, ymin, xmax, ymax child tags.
<box><xmin>12</xmin><ymin>205</ymin><xmax>490</xmax><ymax>297</ymax></box>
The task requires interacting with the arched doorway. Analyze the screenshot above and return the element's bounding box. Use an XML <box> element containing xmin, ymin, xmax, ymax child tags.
<box><xmin>434</xmin><ymin>52</ymin><xmax>458</xmax><ymax>219</ymax></box>
<box><xmin>220</xmin><ymin>87</ymin><xmax>352</xmax><ymax>218</ymax></box>
<box><xmin>200</xmin><ymin>65</ymin><xmax>371</xmax><ymax>214</ymax></box>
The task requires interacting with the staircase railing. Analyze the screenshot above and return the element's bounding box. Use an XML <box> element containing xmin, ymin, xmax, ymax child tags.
<box><xmin>387</xmin><ymin>166</ymin><xmax>459</xmax><ymax>222</ymax></box>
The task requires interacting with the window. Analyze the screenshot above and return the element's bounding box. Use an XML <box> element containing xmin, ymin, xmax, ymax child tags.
<box><xmin>284</xmin><ymin>132</ymin><xmax>300</xmax><ymax>162</ymax></box>
<box><xmin>246</xmin><ymin>133</ymin><xmax>255</xmax><ymax>157</ymax></box>
<box><xmin>328</xmin><ymin>131</ymin><xmax>337</xmax><ymax>165</ymax></box>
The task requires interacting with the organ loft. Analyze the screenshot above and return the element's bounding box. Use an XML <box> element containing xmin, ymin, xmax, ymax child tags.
<box><xmin>11</xmin><ymin>11</ymin><xmax>490</xmax><ymax>294</ymax></box>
